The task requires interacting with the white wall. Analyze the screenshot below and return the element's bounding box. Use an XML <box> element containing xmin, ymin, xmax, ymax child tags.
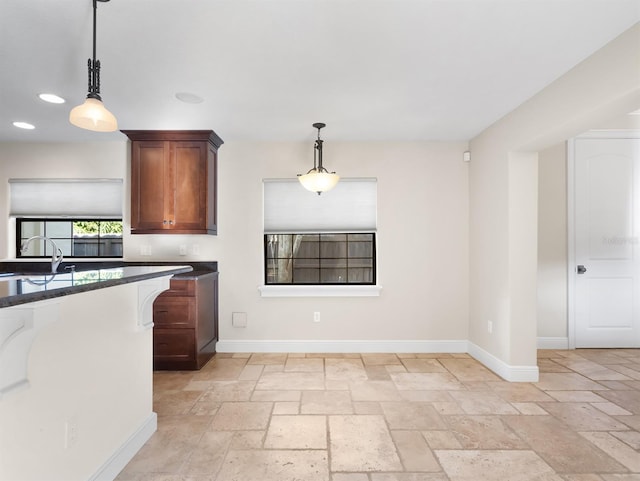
<box><xmin>0</xmin><ymin>139</ymin><xmax>471</xmax><ymax>348</ymax></box>
<box><xmin>216</xmin><ymin>141</ymin><xmax>469</xmax><ymax>347</ymax></box>
<box><xmin>508</xmin><ymin>152</ymin><xmax>539</xmax><ymax>366</ymax></box>
<box><xmin>537</xmin><ymin>142</ymin><xmax>568</xmax><ymax>340</ymax></box>
<box><xmin>468</xmin><ymin>24</ymin><xmax>640</xmax><ymax>371</ymax></box>
<box><xmin>0</xmin><ymin>142</ymin><xmax>128</xmax><ymax>258</ymax></box>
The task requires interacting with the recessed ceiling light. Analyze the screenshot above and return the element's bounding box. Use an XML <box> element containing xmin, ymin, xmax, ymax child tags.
<box><xmin>13</xmin><ymin>121</ymin><xmax>35</xmax><ymax>130</ymax></box>
<box><xmin>175</xmin><ymin>92</ymin><xmax>204</xmax><ymax>104</ymax></box>
<box><xmin>39</xmin><ymin>93</ymin><xmax>66</xmax><ymax>104</ymax></box>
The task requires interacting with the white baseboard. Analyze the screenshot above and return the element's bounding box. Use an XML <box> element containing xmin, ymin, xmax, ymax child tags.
<box><xmin>90</xmin><ymin>412</ymin><xmax>157</xmax><ymax>481</ymax></box>
<box><xmin>216</xmin><ymin>339</ymin><xmax>468</xmax><ymax>354</ymax></box>
<box><xmin>217</xmin><ymin>339</ymin><xmax>539</xmax><ymax>382</ymax></box>
<box><xmin>537</xmin><ymin>337</ymin><xmax>569</xmax><ymax>350</ymax></box>
<box><xmin>467</xmin><ymin>342</ymin><xmax>539</xmax><ymax>382</ymax></box>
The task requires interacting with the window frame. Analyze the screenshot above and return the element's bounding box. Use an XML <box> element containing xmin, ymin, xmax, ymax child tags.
<box><xmin>16</xmin><ymin>217</ymin><xmax>124</xmax><ymax>259</ymax></box>
<box><xmin>264</xmin><ymin>232</ymin><xmax>377</xmax><ymax>286</ymax></box>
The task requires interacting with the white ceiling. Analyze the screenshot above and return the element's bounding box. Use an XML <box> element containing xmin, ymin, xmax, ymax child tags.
<box><xmin>1</xmin><ymin>0</ymin><xmax>639</xmax><ymax>143</ymax></box>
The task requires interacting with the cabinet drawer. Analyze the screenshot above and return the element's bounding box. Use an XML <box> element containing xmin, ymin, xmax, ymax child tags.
<box><xmin>153</xmin><ymin>328</ymin><xmax>195</xmax><ymax>362</ymax></box>
<box><xmin>164</xmin><ymin>278</ymin><xmax>196</xmax><ymax>297</ymax></box>
<box><xmin>153</xmin><ymin>297</ymin><xmax>195</xmax><ymax>328</ymax></box>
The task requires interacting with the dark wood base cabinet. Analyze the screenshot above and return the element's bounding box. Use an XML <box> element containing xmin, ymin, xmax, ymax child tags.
<box><xmin>153</xmin><ymin>272</ymin><xmax>218</xmax><ymax>370</ymax></box>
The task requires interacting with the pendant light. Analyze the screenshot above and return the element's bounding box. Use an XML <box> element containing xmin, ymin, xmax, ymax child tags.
<box><xmin>298</xmin><ymin>123</ymin><xmax>340</xmax><ymax>195</ymax></box>
<box><xmin>69</xmin><ymin>0</ymin><xmax>118</xmax><ymax>132</ymax></box>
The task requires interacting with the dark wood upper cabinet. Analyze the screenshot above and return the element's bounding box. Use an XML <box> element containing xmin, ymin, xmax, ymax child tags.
<box><xmin>123</xmin><ymin>130</ymin><xmax>223</xmax><ymax>235</ymax></box>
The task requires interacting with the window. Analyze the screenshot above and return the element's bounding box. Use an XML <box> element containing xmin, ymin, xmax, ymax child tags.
<box><xmin>263</xmin><ymin>178</ymin><xmax>377</xmax><ymax>287</ymax></box>
<box><xmin>9</xmin><ymin>178</ymin><xmax>124</xmax><ymax>259</ymax></box>
<box><xmin>265</xmin><ymin>233</ymin><xmax>376</xmax><ymax>285</ymax></box>
<box><xmin>17</xmin><ymin>219</ymin><xmax>123</xmax><ymax>258</ymax></box>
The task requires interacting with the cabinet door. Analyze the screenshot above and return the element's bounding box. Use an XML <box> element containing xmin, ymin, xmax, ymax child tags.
<box><xmin>125</xmin><ymin>130</ymin><xmax>221</xmax><ymax>235</ymax></box>
<box><xmin>131</xmin><ymin>141</ymin><xmax>172</xmax><ymax>231</ymax></box>
<box><xmin>154</xmin><ymin>328</ymin><xmax>196</xmax><ymax>365</ymax></box>
<box><xmin>171</xmin><ymin>141</ymin><xmax>208</xmax><ymax>231</ymax></box>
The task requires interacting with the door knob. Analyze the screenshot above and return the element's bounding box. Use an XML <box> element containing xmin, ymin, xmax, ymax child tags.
<box><xmin>577</xmin><ymin>265</ymin><xmax>587</xmax><ymax>274</ymax></box>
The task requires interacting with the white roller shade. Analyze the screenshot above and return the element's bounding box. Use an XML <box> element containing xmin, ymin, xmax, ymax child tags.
<box><xmin>264</xmin><ymin>178</ymin><xmax>377</xmax><ymax>233</ymax></box>
<box><xmin>9</xmin><ymin>178</ymin><xmax>123</xmax><ymax>217</ymax></box>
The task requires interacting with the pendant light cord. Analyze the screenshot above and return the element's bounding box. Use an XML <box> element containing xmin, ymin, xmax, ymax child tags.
<box><xmin>87</xmin><ymin>0</ymin><xmax>104</xmax><ymax>100</ymax></box>
<box><xmin>92</xmin><ymin>0</ymin><xmax>97</xmax><ymax>64</ymax></box>
<box><xmin>314</xmin><ymin>123</ymin><xmax>325</xmax><ymax>172</ymax></box>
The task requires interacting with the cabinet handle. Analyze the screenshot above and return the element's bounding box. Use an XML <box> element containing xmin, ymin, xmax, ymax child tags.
<box><xmin>163</xmin><ymin>219</ymin><xmax>168</xmax><ymax>225</ymax></box>
<box><xmin>169</xmin><ymin>220</ymin><xmax>174</xmax><ymax>225</ymax></box>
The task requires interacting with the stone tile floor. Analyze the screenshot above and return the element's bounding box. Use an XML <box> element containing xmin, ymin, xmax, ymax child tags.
<box><xmin>116</xmin><ymin>349</ymin><xmax>640</xmax><ymax>481</ymax></box>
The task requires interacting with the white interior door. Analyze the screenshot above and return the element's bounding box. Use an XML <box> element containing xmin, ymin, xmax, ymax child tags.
<box><xmin>573</xmin><ymin>137</ymin><xmax>640</xmax><ymax>348</ymax></box>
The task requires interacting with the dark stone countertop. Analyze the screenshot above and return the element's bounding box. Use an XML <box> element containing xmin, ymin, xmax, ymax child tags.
<box><xmin>170</xmin><ymin>270</ymin><xmax>218</xmax><ymax>279</ymax></box>
<box><xmin>0</xmin><ymin>260</ymin><xmax>217</xmax><ymax>274</ymax></box>
<box><xmin>0</xmin><ymin>265</ymin><xmax>192</xmax><ymax>309</ymax></box>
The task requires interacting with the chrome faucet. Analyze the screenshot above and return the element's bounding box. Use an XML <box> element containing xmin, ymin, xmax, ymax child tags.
<box><xmin>20</xmin><ymin>236</ymin><xmax>64</xmax><ymax>273</ymax></box>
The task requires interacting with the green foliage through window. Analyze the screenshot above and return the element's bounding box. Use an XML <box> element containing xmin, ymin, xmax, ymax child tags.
<box><xmin>73</xmin><ymin>221</ymin><xmax>123</xmax><ymax>235</ymax></box>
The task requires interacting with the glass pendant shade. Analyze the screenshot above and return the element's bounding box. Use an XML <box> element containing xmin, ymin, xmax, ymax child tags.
<box><xmin>69</xmin><ymin>97</ymin><xmax>118</xmax><ymax>132</ymax></box>
<box><xmin>298</xmin><ymin>170</ymin><xmax>340</xmax><ymax>194</ymax></box>
<box><xmin>298</xmin><ymin>122</ymin><xmax>339</xmax><ymax>195</ymax></box>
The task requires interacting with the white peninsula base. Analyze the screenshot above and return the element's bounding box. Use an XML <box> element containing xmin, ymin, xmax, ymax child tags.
<box><xmin>0</xmin><ymin>275</ymin><xmax>172</xmax><ymax>481</ymax></box>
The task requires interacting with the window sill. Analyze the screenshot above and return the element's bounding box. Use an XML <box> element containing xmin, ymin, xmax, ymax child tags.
<box><xmin>259</xmin><ymin>285</ymin><xmax>382</xmax><ymax>298</ymax></box>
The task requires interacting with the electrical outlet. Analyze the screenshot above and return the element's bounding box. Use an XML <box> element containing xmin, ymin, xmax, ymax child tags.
<box><xmin>313</xmin><ymin>312</ymin><xmax>321</xmax><ymax>322</ymax></box>
<box><xmin>179</xmin><ymin>244</ymin><xmax>187</xmax><ymax>256</ymax></box>
<box><xmin>64</xmin><ymin>420</ymin><xmax>77</xmax><ymax>449</ymax></box>
<box><xmin>487</xmin><ymin>320</ymin><xmax>493</xmax><ymax>334</ymax></box>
